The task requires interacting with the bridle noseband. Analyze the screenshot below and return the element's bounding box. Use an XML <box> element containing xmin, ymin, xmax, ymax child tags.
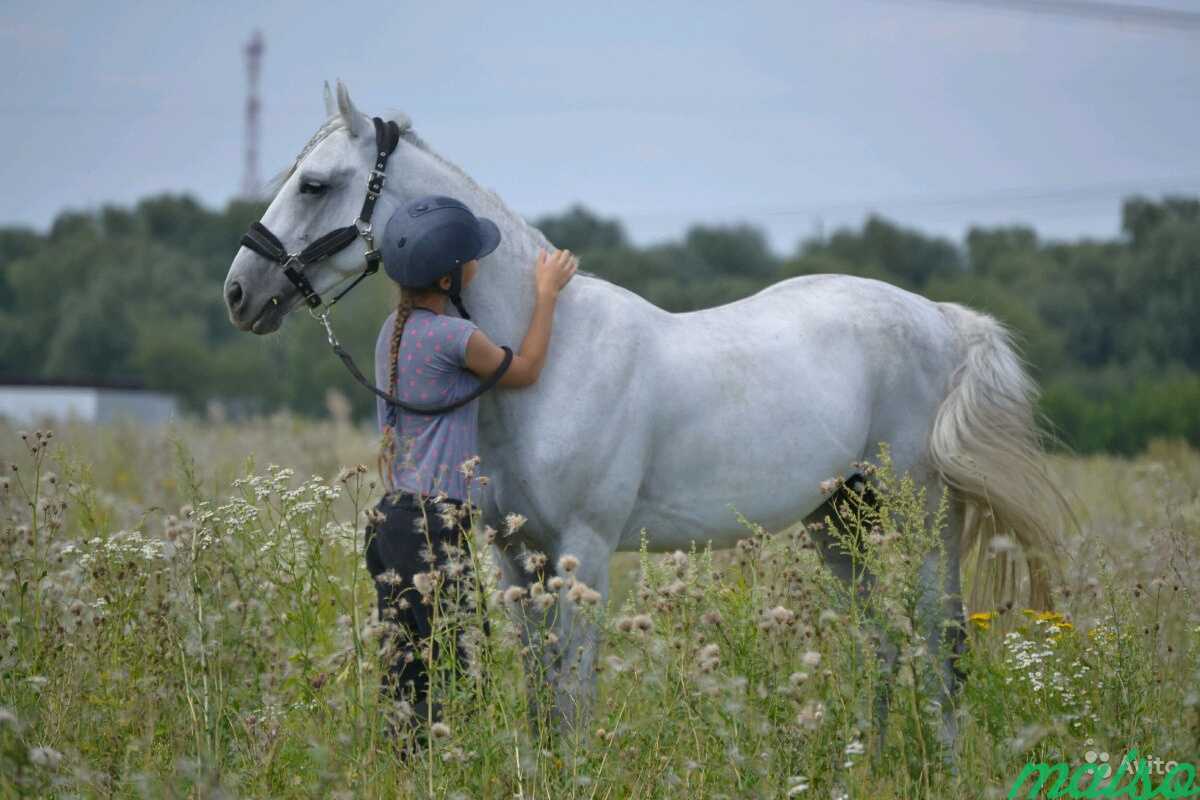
<box><xmin>238</xmin><ymin>115</ymin><xmax>512</xmax><ymax>417</ymax></box>
<box><xmin>241</xmin><ymin>116</ymin><xmax>399</xmax><ymax>313</ymax></box>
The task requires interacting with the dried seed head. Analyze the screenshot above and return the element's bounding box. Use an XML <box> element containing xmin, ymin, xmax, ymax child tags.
<box><xmin>567</xmin><ymin>580</ymin><xmax>601</xmax><ymax>605</ymax></box>
<box><xmin>767</xmin><ymin>605</ymin><xmax>796</xmax><ymax>627</ymax></box>
<box><xmin>504</xmin><ymin>512</ymin><xmax>528</xmax><ymax>537</ymax></box>
<box><xmin>412</xmin><ymin>572</ymin><xmax>436</xmax><ymax>597</ymax></box>
<box><xmin>502</xmin><ymin>585</ymin><xmax>528</xmax><ymax>604</ymax></box>
<box><xmin>661</xmin><ymin>579</ymin><xmax>687</xmax><ymax>597</ymax></box>
<box><xmin>797</xmin><ymin>700</ymin><xmax>826</xmax><ymax>730</ymax></box>
<box><xmin>436</xmin><ymin>503</ymin><xmax>462</xmax><ymax>529</ymax></box>
<box><xmin>28</xmin><ymin>746</ymin><xmax>62</xmax><ymax>768</ymax></box>
<box><xmin>375</xmin><ymin>569</ymin><xmax>404</xmax><ymax>587</ymax></box>
<box><xmin>457</xmin><ymin>455</ymin><xmax>481</xmax><ymax>478</ymax></box>
<box><xmin>557</xmin><ymin>554</ymin><xmax>580</xmax><ymax>574</ymax></box>
<box><xmin>521</xmin><ymin>550</ymin><xmax>547</xmax><ymax>574</ymax></box>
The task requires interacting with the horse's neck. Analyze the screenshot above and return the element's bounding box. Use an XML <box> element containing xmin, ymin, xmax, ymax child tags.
<box><xmin>399</xmin><ymin>145</ymin><xmax>548</xmax><ymax>345</ymax></box>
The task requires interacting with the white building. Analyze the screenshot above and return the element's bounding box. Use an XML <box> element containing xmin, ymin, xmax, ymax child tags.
<box><xmin>0</xmin><ymin>379</ymin><xmax>178</xmax><ymax>426</ymax></box>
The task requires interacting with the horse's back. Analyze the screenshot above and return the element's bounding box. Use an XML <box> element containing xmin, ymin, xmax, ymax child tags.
<box><xmin>665</xmin><ymin>273</ymin><xmax>958</xmax><ymax>385</ymax></box>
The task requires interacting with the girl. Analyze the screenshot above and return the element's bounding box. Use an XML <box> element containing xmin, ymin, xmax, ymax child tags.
<box><xmin>367</xmin><ymin>193</ymin><xmax>577</xmax><ymax>748</ymax></box>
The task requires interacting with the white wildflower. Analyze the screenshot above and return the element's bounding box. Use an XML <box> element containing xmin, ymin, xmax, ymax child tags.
<box><xmin>28</xmin><ymin>746</ymin><xmax>62</xmax><ymax>768</ymax></box>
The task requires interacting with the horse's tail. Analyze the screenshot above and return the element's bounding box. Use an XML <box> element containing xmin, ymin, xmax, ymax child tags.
<box><xmin>929</xmin><ymin>302</ymin><xmax>1069</xmax><ymax>614</ymax></box>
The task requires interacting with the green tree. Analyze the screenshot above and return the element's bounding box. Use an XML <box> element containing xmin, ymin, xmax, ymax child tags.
<box><xmin>533</xmin><ymin>204</ymin><xmax>628</xmax><ymax>252</ymax></box>
<box><xmin>1116</xmin><ymin>217</ymin><xmax>1200</xmax><ymax>369</ymax></box>
<box><xmin>683</xmin><ymin>223</ymin><xmax>776</xmax><ymax>279</ymax></box>
<box><xmin>808</xmin><ymin>215</ymin><xmax>963</xmax><ymax>288</ymax></box>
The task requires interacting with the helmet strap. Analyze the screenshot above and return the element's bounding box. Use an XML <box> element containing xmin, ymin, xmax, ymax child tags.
<box><xmin>436</xmin><ymin>266</ymin><xmax>471</xmax><ymax>320</ymax></box>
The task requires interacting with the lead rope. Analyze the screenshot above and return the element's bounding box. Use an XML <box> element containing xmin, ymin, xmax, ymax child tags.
<box><xmin>317</xmin><ymin>313</ymin><xmax>513</xmax><ymax>416</ymax></box>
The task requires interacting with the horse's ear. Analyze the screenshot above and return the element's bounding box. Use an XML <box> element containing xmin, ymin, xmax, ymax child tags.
<box><xmin>323</xmin><ymin>80</ymin><xmax>337</xmax><ymax>119</ymax></box>
<box><xmin>335</xmin><ymin>79</ymin><xmax>363</xmax><ymax>138</ymax></box>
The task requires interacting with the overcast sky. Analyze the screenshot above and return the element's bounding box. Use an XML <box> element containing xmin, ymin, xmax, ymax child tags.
<box><xmin>2</xmin><ymin>0</ymin><xmax>1198</xmax><ymax>255</ymax></box>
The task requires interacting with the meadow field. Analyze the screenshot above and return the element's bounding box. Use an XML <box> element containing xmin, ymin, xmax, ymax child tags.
<box><xmin>1</xmin><ymin>414</ymin><xmax>1197</xmax><ymax>799</ymax></box>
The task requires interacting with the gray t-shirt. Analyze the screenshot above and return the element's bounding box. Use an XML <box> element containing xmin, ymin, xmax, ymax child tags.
<box><xmin>374</xmin><ymin>307</ymin><xmax>483</xmax><ymax>502</ymax></box>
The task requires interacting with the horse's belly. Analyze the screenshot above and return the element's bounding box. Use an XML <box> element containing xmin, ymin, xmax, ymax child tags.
<box><xmin>621</xmin><ymin>284</ymin><xmax>899</xmax><ymax>551</ymax></box>
<box><xmin>619</xmin><ymin>465</ymin><xmax>841</xmax><ymax>552</ymax></box>
<box><xmin>620</xmin><ymin>374</ymin><xmax>873</xmax><ymax>550</ymax></box>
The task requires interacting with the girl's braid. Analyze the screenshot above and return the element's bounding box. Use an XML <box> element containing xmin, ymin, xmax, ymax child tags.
<box><xmin>377</xmin><ymin>288</ymin><xmax>416</xmax><ymax>493</ymax></box>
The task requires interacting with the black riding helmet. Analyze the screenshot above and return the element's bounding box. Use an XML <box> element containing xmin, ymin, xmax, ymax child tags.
<box><xmin>381</xmin><ymin>194</ymin><xmax>501</xmax><ymax>320</ymax></box>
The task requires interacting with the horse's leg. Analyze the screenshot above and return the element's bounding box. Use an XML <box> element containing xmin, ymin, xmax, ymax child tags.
<box><xmin>803</xmin><ymin>477</ymin><xmax>898</xmax><ymax>765</ymax></box>
<box><xmin>494</xmin><ymin>528</ymin><xmax>613</xmax><ymax>742</ymax></box>
<box><xmin>492</xmin><ymin>540</ymin><xmax>556</xmax><ymax>737</ymax></box>
<box><xmin>912</xmin><ymin>477</ymin><xmax>967</xmax><ymax>762</ymax></box>
<box><xmin>541</xmin><ymin>527</ymin><xmax>612</xmax><ymax>740</ymax></box>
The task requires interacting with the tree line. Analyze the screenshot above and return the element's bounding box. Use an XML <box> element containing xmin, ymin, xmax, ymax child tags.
<box><xmin>1</xmin><ymin>193</ymin><xmax>1197</xmax><ymax>454</ymax></box>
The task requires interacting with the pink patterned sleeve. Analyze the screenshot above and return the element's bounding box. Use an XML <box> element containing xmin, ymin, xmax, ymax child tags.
<box><xmin>444</xmin><ymin>317</ymin><xmax>479</xmax><ymax>369</ymax></box>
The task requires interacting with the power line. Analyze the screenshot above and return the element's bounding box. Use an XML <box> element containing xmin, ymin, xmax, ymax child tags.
<box><xmin>916</xmin><ymin>0</ymin><xmax>1200</xmax><ymax>31</ymax></box>
<box><xmin>611</xmin><ymin>176</ymin><xmax>1200</xmax><ymax>221</ymax></box>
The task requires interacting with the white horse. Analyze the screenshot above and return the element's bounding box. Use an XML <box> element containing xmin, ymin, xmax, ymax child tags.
<box><xmin>224</xmin><ymin>80</ymin><xmax>1066</xmax><ymax>750</ymax></box>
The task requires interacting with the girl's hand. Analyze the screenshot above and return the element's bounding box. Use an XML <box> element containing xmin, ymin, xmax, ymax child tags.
<box><xmin>534</xmin><ymin>248</ymin><xmax>578</xmax><ymax>298</ymax></box>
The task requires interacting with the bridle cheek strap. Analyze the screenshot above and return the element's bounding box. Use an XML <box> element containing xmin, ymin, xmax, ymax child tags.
<box><xmin>238</xmin><ymin>116</ymin><xmax>401</xmax><ymax>310</ymax></box>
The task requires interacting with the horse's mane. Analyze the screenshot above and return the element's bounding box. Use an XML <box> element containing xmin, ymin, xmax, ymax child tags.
<box><xmin>260</xmin><ymin>109</ymin><xmax>609</xmax><ymax>284</ymax></box>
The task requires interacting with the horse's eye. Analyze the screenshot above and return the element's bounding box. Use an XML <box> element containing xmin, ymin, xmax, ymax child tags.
<box><xmin>299</xmin><ymin>181</ymin><xmax>327</xmax><ymax>195</ymax></box>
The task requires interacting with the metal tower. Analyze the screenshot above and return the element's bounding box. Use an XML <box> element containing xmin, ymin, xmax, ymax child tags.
<box><xmin>241</xmin><ymin>30</ymin><xmax>264</xmax><ymax>199</ymax></box>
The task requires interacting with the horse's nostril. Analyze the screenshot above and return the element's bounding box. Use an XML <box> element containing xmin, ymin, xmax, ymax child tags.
<box><xmin>226</xmin><ymin>280</ymin><xmax>244</xmax><ymax>310</ymax></box>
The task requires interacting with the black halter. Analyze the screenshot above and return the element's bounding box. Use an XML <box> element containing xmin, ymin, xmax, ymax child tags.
<box><xmin>239</xmin><ymin>116</ymin><xmax>512</xmax><ymax>416</ymax></box>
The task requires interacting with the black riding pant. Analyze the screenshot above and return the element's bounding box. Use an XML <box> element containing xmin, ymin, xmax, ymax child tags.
<box><xmin>363</xmin><ymin>490</ymin><xmax>488</xmax><ymax>728</ymax></box>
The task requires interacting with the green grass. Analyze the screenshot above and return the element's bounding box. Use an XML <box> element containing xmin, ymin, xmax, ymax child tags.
<box><xmin>0</xmin><ymin>415</ymin><xmax>1197</xmax><ymax>798</ymax></box>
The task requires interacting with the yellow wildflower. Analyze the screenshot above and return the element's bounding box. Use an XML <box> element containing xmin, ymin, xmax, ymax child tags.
<box><xmin>969</xmin><ymin>611</ymin><xmax>996</xmax><ymax>631</ymax></box>
<box><xmin>1023</xmin><ymin>609</ymin><xmax>1074</xmax><ymax>640</ymax></box>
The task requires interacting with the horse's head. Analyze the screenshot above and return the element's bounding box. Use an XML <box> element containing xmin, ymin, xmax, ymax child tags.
<box><xmin>225</xmin><ymin>80</ymin><xmax>406</xmax><ymax>334</ymax></box>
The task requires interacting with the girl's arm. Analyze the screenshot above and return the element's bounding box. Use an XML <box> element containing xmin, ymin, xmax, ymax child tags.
<box><xmin>464</xmin><ymin>247</ymin><xmax>577</xmax><ymax>387</ymax></box>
